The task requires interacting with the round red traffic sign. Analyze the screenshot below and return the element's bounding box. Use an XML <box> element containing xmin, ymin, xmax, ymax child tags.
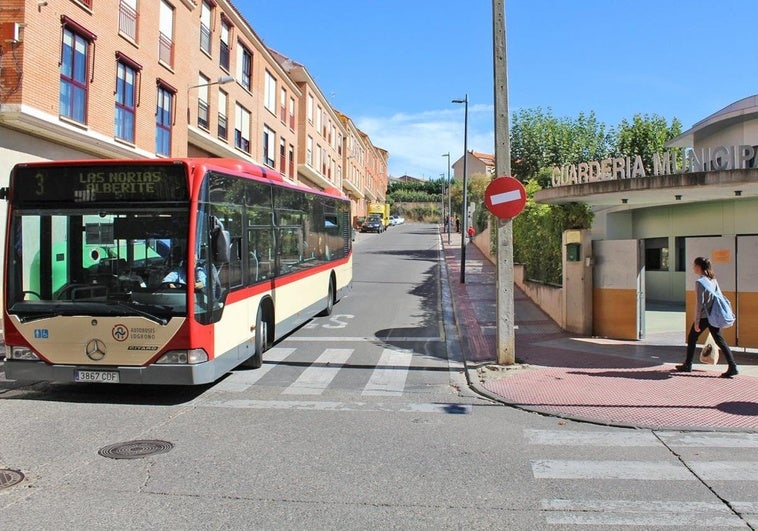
<box><xmin>484</xmin><ymin>176</ymin><xmax>526</xmax><ymax>219</ymax></box>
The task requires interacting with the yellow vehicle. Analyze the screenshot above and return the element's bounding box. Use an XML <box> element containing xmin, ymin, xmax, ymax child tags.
<box><xmin>368</xmin><ymin>203</ymin><xmax>390</xmax><ymax>228</ymax></box>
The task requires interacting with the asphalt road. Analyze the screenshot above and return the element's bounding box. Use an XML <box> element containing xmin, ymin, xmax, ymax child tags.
<box><xmin>1</xmin><ymin>223</ymin><xmax>757</xmax><ymax>529</ymax></box>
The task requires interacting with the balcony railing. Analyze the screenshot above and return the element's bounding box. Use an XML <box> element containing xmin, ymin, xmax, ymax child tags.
<box><xmin>289</xmin><ymin>113</ymin><xmax>295</xmax><ymax>130</ymax></box>
<box><xmin>200</xmin><ymin>23</ymin><xmax>211</xmax><ymax>54</ymax></box>
<box><xmin>220</xmin><ymin>42</ymin><xmax>230</xmax><ymax>71</ymax></box>
<box><xmin>198</xmin><ymin>100</ymin><xmax>209</xmax><ymax>130</ymax></box>
<box><xmin>280</xmin><ymin>105</ymin><xmax>286</xmax><ymax>123</ymax></box>
<box><xmin>119</xmin><ymin>1</ymin><xmax>138</xmax><ymax>41</ymax></box>
<box><xmin>158</xmin><ymin>32</ymin><xmax>173</xmax><ymax>67</ymax></box>
<box><xmin>218</xmin><ymin>113</ymin><xmax>227</xmax><ymax>140</ymax></box>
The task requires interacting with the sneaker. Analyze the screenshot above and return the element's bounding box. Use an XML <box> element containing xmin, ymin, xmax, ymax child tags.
<box><xmin>675</xmin><ymin>364</ymin><xmax>692</xmax><ymax>372</ymax></box>
<box><xmin>720</xmin><ymin>367</ymin><xmax>739</xmax><ymax>378</ymax></box>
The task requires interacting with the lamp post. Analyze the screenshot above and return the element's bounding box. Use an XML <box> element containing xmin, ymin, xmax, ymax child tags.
<box><xmin>187</xmin><ymin>75</ymin><xmax>235</xmax><ymax>123</ymax></box>
<box><xmin>452</xmin><ymin>95</ymin><xmax>469</xmax><ymax>283</ymax></box>
<box><xmin>439</xmin><ymin>173</ymin><xmax>446</xmax><ymax>229</ymax></box>
<box><xmin>442</xmin><ymin>152</ymin><xmax>451</xmax><ymax>244</ymax></box>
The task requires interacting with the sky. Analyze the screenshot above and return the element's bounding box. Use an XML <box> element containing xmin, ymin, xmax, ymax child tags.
<box><xmin>242</xmin><ymin>1</ymin><xmax>755</xmax><ymax>179</ymax></box>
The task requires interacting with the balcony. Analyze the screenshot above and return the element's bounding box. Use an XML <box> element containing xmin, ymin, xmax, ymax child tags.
<box><xmin>218</xmin><ymin>113</ymin><xmax>227</xmax><ymax>140</ymax></box>
<box><xmin>220</xmin><ymin>42</ymin><xmax>230</xmax><ymax>71</ymax></box>
<box><xmin>198</xmin><ymin>100</ymin><xmax>209</xmax><ymax>131</ymax></box>
<box><xmin>158</xmin><ymin>32</ymin><xmax>173</xmax><ymax>67</ymax></box>
<box><xmin>200</xmin><ymin>23</ymin><xmax>211</xmax><ymax>55</ymax></box>
<box><xmin>119</xmin><ymin>1</ymin><xmax>138</xmax><ymax>41</ymax></box>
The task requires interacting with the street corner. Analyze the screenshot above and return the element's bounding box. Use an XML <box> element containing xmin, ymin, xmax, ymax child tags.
<box><xmin>474</xmin><ymin>362</ymin><xmax>758</xmax><ymax>431</ymax></box>
<box><xmin>471</xmin><ymin>361</ymin><xmax>536</xmax><ymax>387</ymax></box>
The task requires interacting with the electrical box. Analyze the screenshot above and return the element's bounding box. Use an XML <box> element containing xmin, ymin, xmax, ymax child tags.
<box><xmin>566</xmin><ymin>243</ymin><xmax>581</xmax><ymax>262</ymax></box>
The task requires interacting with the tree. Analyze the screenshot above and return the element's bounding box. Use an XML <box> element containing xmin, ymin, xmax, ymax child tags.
<box><xmin>614</xmin><ymin>113</ymin><xmax>683</xmax><ymax>174</ymax></box>
<box><xmin>511</xmin><ymin>107</ymin><xmax>613</xmax><ymax>186</ymax></box>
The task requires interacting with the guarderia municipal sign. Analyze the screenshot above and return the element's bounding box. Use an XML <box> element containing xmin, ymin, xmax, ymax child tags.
<box><xmin>551</xmin><ymin>144</ymin><xmax>757</xmax><ymax>187</ymax></box>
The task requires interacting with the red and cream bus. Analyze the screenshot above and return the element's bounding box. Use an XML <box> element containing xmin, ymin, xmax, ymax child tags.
<box><xmin>2</xmin><ymin>158</ymin><xmax>351</xmax><ymax>385</ymax></box>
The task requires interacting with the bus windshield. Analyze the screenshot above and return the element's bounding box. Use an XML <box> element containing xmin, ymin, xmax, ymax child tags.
<box><xmin>7</xmin><ymin>208</ymin><xmax>192</xmax><ymax>322</ymax></box>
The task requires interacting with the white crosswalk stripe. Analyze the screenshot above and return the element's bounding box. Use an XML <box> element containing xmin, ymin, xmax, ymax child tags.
<box><xmin>362</xmin><ymin>348</ymin><xmax>413</xmax><ymax>397</ymax></box>
<box><xmin>212</xmin><ymin>347</ymin><xmax>296</xmax><ymax>393</ymax></box>
<box><xmin>282</xmin><ymin>348</ymin><xmax>353</xmax><ymax>395</ymax></box>
<box><xmin>528</xmin><ymin>429</ymin><xmax>758</xmax><ymax>528</ymax></box>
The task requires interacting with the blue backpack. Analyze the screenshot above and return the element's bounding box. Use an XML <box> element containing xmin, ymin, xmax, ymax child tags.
<box><xmin>698</xmin><ymin>278</ymin><xmax>736</xmax><ymax>329</ymax></box>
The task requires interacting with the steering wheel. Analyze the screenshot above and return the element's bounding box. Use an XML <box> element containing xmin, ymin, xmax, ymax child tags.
<box><xmin>22</xmin><ymin>290</ymin><xmax>42</xmax><ymax>300</ymax></box>
<box><xmin>160</xmin><ymin>282</ymin><xmax>186</xmax><ymax>289</ymax></box>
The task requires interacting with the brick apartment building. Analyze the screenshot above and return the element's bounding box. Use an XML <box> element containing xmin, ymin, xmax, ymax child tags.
<box><xmin>0</xmin><ymin>0</ymin><xmax>388</xmax><ymax>244</ymax></box>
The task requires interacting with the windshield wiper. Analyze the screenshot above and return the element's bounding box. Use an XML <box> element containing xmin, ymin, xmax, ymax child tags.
<box><xmin>113</xmin><ymin>301</ymin><xmax>169</xmax><ymax>326</ymax></box>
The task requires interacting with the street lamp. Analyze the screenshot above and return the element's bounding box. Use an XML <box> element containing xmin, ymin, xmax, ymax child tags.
<box><xmin>442</xmin><ymin>152</ymin><xmax>451</xmax><ymax>244</ymax></box>
<box><xmin>187</xmin><ymin>75</ymin><xmax>235</xmax><ymax>124</ymax></box>
<box><xmin>439</xmin><ymin>172</ymin><xmax>446</xmax><ymax>230</ymax></box>
<box><xmin>452</xmin><ymin>95</ymin><xmax>469</xmax><ymax>283</ymax></box>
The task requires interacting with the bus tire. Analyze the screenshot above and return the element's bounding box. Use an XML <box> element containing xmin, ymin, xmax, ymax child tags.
<box><xmin>241</xmin><ymin>305</ymin><xmax>267</xmax><ymax>369</ymax></box>
<box><xmin>318</xmin><ymin>278</ymin><xmax>335</xmax><ymax>317</ymax></box>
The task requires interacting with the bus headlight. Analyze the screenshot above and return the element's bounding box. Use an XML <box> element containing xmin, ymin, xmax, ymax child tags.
<box><xmin>10</xmin><ymin>347</ymin><xmax>40</xmax><ymax>361</ymax></box>
<box><xmin>155</xmin><ymin>349</ymin><xmax>208</xmax><ymax>365</ymax></box>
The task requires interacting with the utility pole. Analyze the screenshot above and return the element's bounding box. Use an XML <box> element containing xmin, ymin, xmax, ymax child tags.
<box><xmin>493</xmin><ymin>0</ymin><xmax>515</xmax><ymax>364</ymax></box>
<box><xmin>452</xmin><ymin>96</ymin><xmax>469</xmax><ymax>284</ymax></box>
<box><xmin>442</xmin><ymin>152</ymin><xmax>452</xmax><ymax>244</ymax></box>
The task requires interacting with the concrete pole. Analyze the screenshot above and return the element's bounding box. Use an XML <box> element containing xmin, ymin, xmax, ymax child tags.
<box><xmin>444</xmin><ymin>152</ymin><xmax>452</xmax><ymax>244</ymax></box>
<box><xmin>460</xmin><ymin>96</ymin><xmax>469</xmax><ymax>284</ymax></box>
<box><xmin>493</xmin><ymin>0</ymin><xmax>515</xmax><ymax>364</ymax></box>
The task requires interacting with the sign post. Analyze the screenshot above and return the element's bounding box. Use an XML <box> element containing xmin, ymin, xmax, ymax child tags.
<box><xmin>492</xmin><ymin>0</ymin><xmax>516</xmax><ymax>365</ymax></box>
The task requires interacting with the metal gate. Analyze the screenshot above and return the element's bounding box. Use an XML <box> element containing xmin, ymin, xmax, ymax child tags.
<box><xmin>592</xmin><ymin>239</ymin><xmax>645</xmax><ymax>340</ymax></box>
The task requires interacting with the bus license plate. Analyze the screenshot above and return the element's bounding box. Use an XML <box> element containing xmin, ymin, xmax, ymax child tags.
<box><xmin>75</xmin><ymin>370</ymin><xmax>120</xmax><ymax>383</ymax></box>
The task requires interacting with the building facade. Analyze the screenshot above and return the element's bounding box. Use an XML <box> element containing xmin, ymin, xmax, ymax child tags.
<box><xmin>0</xmin><ymin>0</ymin><xmax>388</xmax><ymax>298</ymax></box>
<box><xmin>535</xmin><ymin>95</ymin><xmax>758</xmax><ymax>346</ymax></box>
<box><xmin>452</xmin><ymin>151</ymin><xmax>495</xmax><ymax>179</ymax></box>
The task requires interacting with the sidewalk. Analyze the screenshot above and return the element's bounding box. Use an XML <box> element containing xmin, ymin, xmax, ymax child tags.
<box><xmin>441</xmin><ymin>232</ymin><xmax>758</xmax><ymax>432</ymax></box>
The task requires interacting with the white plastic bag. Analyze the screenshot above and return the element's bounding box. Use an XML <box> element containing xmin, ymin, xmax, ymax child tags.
<box><xmin>699</xmin><ymin>332</ymin><xmax>720</xmax><ymax>365</ymax></box>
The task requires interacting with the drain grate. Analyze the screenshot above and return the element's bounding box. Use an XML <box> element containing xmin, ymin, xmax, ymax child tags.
<box><xmin>0</xmin><ymin>469</ymin><xmax>24</xmax><ymax>490</ymax></box>
<box><xmin>98</xmin><ymin>440</ymin><xmax>174</xmax><ymax>460</ymax></box>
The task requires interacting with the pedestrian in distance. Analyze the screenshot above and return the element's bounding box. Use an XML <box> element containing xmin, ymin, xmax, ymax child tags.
<box><xmin>676</xmin><ymin>256</ymin><xmax>739</xmax><ymax>378</ymax></box>
<box><xmin>467</xmin><ymin>225</ymin><xmax>475</xmax><ymax>243</ymax></box>
<box><xmin>455</xmin><ymin>216</ymin><xmax>460</xmax><ymax>233</ymax></box>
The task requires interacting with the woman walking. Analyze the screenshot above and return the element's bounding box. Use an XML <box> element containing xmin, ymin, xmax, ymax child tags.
<box><xmin>676</xmin><ymin>257</ymin><xmax>739</xmax><ymax>378</ymax></box>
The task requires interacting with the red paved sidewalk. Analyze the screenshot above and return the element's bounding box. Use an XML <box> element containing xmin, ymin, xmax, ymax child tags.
<box><xmin>442</xmin><ymin>232</ymin><xmax>758</xmax><ymax>431</ymax></box>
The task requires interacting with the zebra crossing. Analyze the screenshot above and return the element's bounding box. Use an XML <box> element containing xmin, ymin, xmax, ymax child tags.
<box><xmin>527</xmin><ymin>428</ymin><xmax>758</xmax><ymax>528</ymax></box>
<box><xmin>210</xmin><ymin>345</ymin><xmax>464</xmax><ymax>399</ymax></box>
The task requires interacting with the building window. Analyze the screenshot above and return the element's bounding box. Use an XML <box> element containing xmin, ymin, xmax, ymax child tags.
<box><xmin>237</xmin><ymin>43</ymin><xmax>252</xmax><ymax>91</ymax></box>
<box><xmin>307</xmin><ymin>93</ymin><xmax>313</xmax><ymax>124</ymax></box>
<box><xmin>115</xmin><ymin>60</ymin><xmax>138</xmax><ymax>142</ymax></box>
<box><xmin>279</xmin><ymin>138</ymin><xmax>286</xmax><ymax>174</ymax></box>
<box><xmin>306</xmin><ymin>135</ymin><xmax>313</xmax><ymax>166</ymax></box>
<box><xmin>234</xmin><ymin>103</ymin><xmax>250</xmax><ymax>153</ymax></box>
<box><xmin>219</xmin><ymin>18</ymin><xmax>231</xmax><ymax>71</ymax></box>
<box><xmin>264</xmin><ymin>70</ymin><xmax>276</xmax><ymax>114</ymax></box>
<box><xmin>288</xmin><ymin>144</ymin><xmax>295</xmax><ymax>177</ymax></box>
<box><xmin>119</xmin><ymin>0</ymin><xmax>138</xmax><ymax>41</ymax></box>
<box><xmin>316</xmin><ymin>105</ymin><xmax>322</xmax><ymax>133</ymax></box>
<box><xmin>60</xmin><ymin>27</ymin><xmax>91</xmax><ymax>124</ymax></box>
<box><xmin>200</xmin><ymin>0</ymin><xmax>212</xmax><ymax>55</ymax></box>
<box><xmin>197</xmin><ymin>73</ymin><xmax>210</xmax><ymax>130</ymax></box>
<box><xmin>159</xmin><ymin>0</ymin><xmax>174</xmax><ymax>67</ymax></box>
<box><xmin>279</xmin><ymin>87</ymin><xmax>287</xmax><ymax>123</ymax></box>
<box><xmin>645</xmin><ymin>237</ymin><xmax>669</xmax><ymax>272</ymax></box>
<box><xmin>218</xmin><ymin>89</ymin><xmax>228</xmax><ymax>141</ymax></box>
<box><xmin>156</xmin><ymin>84</ymin><xmax>174</xmax><ymax>156</ymax></box>
<box><xmin>289</xmin><ymin>97</ymin><xmax>296</xmax><ymax>129</ymax></box>
<box><xmin>263</xmin><ymin>126</ymin><xmax>275</xmax><ymax>167</ymax></box>
<box><xmin>337</xmin><ymin>133</ymin><xmax>343</xmax><ymax>156</ymax></box>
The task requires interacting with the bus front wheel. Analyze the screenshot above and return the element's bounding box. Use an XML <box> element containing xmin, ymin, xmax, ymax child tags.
<box><xmin>241</xmin><ymin>305</ymin><xmax>268</xmax><ymax>369</ymax></box>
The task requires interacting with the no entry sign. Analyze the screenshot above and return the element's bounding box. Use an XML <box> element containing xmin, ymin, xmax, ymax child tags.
<box><xmin>484</xmin><ymin>176</ymin><xmax>526</xmax><ymax>220</ymax></box>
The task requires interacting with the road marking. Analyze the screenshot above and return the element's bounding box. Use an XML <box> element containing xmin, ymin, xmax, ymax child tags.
<box><xmin>490</xmin><ymin>190</ymin><xmax>522</xmax><ymax>205</ymax></box>
<box><xmin>657</xmin><ymin>431</ymin><xmax>758</xmax><ymax>448</ymax></box>
<box><xmin>732</xmin><ymin>501</ymin><xmax>758</xmax><ymax>513</ymax></box>
<box><xmin>691</xmin><ymin>461</ymin><xmax>758</xmax><ymax>481</ymax></box>
<box><xmin>362</xmin><ymin>348</ymin><xmax>413</xmax><ymax>397</ymax></box>
<box><xmin>212</xmin><ymin>348</ymin><xmax>296</xmax><ymax>392</ymax></box>
<box><xmin>199</xmin><ymin>399</ymin><xmax>473</xmax><ymax>414</ymax></box>
<box><xmin>285</xmin><ymin>336</ymin><xmax>444</xmax><ymax>342</ymax></box>
<box><xmin>524</xmin><ymin>429</ymin><xmax>660</xmax><ymax>447</ymax></box>
<box><xmin>531</xmin><ymin>460</ymin><xmax>693</xmax><ymax>480</ymax></box>
<box><xmin>282</xmin><ymin>348</ymin><xmax>353</xmax><ymax>395</ymax></box>
<box><xmin>541</xmin><ymin>499</ymin><xmax>745</xmax><ymax>526</ymax></box>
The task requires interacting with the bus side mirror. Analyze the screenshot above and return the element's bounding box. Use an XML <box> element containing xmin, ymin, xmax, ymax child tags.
<box><xmin>212</xmin><ymin>228</ymin><xmax>231</xmax><ymax>264</ymax></box>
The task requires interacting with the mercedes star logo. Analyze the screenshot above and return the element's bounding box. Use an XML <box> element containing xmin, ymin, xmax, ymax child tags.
<box><xmin>85</xmin><ymin>339</ymin><xmax>107</xmax><ymax>361</ymax></box>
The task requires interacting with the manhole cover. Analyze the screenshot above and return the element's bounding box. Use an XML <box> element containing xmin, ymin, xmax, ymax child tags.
<box><xmin>98</xmin><ymin>440</ymin><xmax>174</xmax><ymax>460</ymax></box>
<box><xmin>0</xmin><ymin>469</ymin><xmax>24</xmax><ymax>490</ymax></box>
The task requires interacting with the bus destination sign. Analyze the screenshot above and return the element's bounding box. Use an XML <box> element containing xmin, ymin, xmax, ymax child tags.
<box><xmin>12</xmin><ymin>164</ymin><xmax>189</xmax><ymax>204</ymax></box>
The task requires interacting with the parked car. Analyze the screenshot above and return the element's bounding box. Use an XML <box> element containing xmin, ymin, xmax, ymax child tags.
<box><xmin>361</xmin><ymin>215</ymin><xmax>384</xmax><ymax>233</ymax></box>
